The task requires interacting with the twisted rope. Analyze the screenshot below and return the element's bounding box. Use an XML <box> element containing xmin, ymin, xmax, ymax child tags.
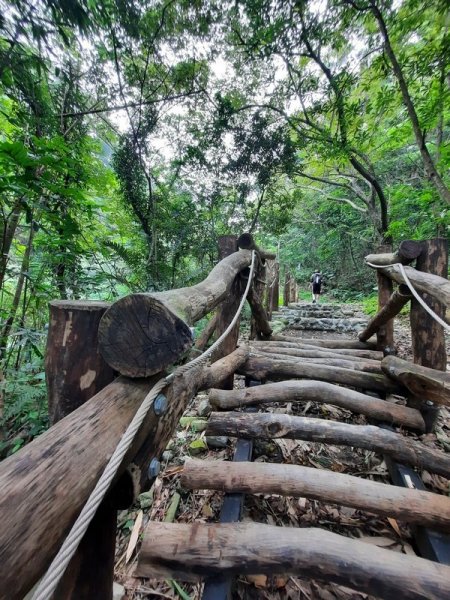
<box><xmin>32</xmin><ymin>250</ymin><xmax>256</xmax><ymax>600</ymax></box>
<box><xmin>366</xmin><ymin>261</ymin><xmax>450</xmax><ymax>332</ymax></box>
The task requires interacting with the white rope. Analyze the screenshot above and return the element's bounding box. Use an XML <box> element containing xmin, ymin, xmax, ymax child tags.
<box><xmin>366</xmin><ymin>261</ymin><xmax>450</xmax><ymax>332</ymax></box>
<box><xmin>32</xmin><ymin>250</ymin><xmax>256</xmax><ymax>600</ymax></box>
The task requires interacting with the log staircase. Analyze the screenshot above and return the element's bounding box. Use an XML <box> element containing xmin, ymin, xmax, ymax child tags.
<box><xmin>134</xmin><ymin>300</ymin><xmax>450</xmax><ymax>600</ymax></box>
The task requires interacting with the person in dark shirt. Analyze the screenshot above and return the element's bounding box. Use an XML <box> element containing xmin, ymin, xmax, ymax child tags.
<box><xmin>310</xmin><ymin>270</ymin><xmax>323</xmax><ymax>304</ymax></box>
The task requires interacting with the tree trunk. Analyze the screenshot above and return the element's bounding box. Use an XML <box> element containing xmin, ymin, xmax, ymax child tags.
<box><xmin>0</xmin><ymin>222</ymin><xmax>34</xmax><ymax>359</ymax></box>
<box><xmin>208</xmin><ymin>380</ymin><xmax>424</xmax><ymax>430</ymax></box>
<box><xmin>0</xmin><ymin>347</ymin><xmax>248</xmax><ymax>600</ymax></box>
<box><xmin>371</xmin><ymin>4</ymin><xmax>450</xmax><ymax>205</ymax></box>
<box><xmin>283</xmin><ymin>270</ymin><xmax>291</xmax><ymax>306</ymax></box>
<box><xmin>137</xmin><ymin>522</ymin><xmax>450</xmax><ymax>599</ymax></box>
<box><xmin>99</xmin><ymin>248</ymin><xmax>253</xmax><ymax>377</ymax></box>
<box><xmin>410</xmin><ymin>238</ymin><xmax>448</xmax><ymax>371</ymax></box>
<box><xmin>247</xmin><ymin>286</ymin><xmax>273</xmax><ymax>339</ymax></box>
<box><xmin>359</xmin><ymin>286</ymin><xmax>411</xmax><ymax>343</ymax></box>
<box><xmin>0</xmin><ymin>196</ymin><xmax>22</xmax><ymax>293</ymax></box>
<box><xmin>382</xmin><ymin>355</ymin><xmax>450</xmax><ymax>407</ymax></box>
<box><xmin>181</xmin><ymin>460</ymin><xmax>450</xmax><ymax>531</ymax></box>
<box><xmin>239</xmin><ymin>354</ymin><xmax>402</xmax><ymax>394</ymax></box>
<box><xmin>206</xmin><ymin>412</ymin><xmax>450</xmax><ymax>478</ymax></box>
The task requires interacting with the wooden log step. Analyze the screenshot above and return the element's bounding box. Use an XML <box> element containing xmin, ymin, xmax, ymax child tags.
<box><xmin>206</xmin><ymin>413</ymin><xmax>450</xmax><ymax>478</ymax></box>
<box><xmin>208</xmin><ymin>381</ymin><xmax>425</xmax><ymax>431</ymax></box>
<box><xmin>269</xmin><ymin>334</ymin><xmax>377</xmax><ymax>349</ymax></box>
<box><xmin>239</xmin><ymin>355</ymin><xmax>403</xmax><ymax>394</ymax></box>
<box><xmin>137</xmin><ymin>522</ymin><xmax>450</xmax><ymax>600</ymax></box>
<box><xmin>382</xmin><ymin>356</ymin><xmax>450</xmax><ymax>407</ymax></box>
<box><xmin>289</xmin><ymin>317</ymin><xmax>367</xmax><ymax>333</ymax></box>
<box><xmin>250</xmin><ymin>350</ymin><xmax>382</xmax><ymax>373</ymax></box>
<box><xmin>181</xmin><ymin>460</ymin><xmax>450</xmax><ymax>531</ymax></box>
<box><xmin>253</xmin><ymin>340</ymin><xmax>383</xmax><ymax>360</ymax></box>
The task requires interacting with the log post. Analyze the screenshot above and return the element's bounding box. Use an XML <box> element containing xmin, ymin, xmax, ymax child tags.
<box><xmin>272</xmin><ymin>261</ymin><xmax>279</xmax><ymax>311</ymax></box>
<box><xmin>410</xmin><ymin>238</ymin><xmax>448</xmax><ymax>431</ymax></box>
<box><xmin>359</xmin><ymin>285</ymin><xmax>411</xmax><ymax>343</ymax></box>
<box><xmin>265</xmin><ymin>259</ymin><xmax>275</xmax><ymax>320</ymax></box>
<box><xmin>210</xmin><ymin>236</ymin><xmax>241</xmax><ymax>389</ymax></box>
<box><xmin>376</xmin><ymin>244</ymin><xmax>394</xmax><ymax>353</ymax></box>
<box><xmin>249</xmin><ymin>257</ymin><xmax>268</xmax><ymax>340</ymax></box>
<box><xmin>283</xmin><ymin>269</ymin><xmax>290</xmax><ymax>306</ymax></box>
<box><xmin>410</xmin><ymin>238</ymin><xmax>448</xmax><ymax>370</ymax></box>
<box><xmin>45</xmin><ymin>301</ymin><xmax>117</xmax><ymax>600</ymax></box>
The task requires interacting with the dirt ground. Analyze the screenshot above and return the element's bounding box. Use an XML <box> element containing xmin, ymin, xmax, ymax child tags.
<box><xmin>114</xmin><ymin>307</ymin><xmax>450</xmax><ymax>600</ymax></box>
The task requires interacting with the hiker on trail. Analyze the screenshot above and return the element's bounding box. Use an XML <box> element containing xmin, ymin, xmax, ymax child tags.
<box><xmin>310</xmin><ymin>270</ymin><xmax>323</xmax><ymax>304</ymax></box>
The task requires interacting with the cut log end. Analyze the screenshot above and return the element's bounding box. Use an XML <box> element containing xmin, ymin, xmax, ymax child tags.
<box><xmin>98</xmin><ymin>294</ymin><xmax>193</xmax><ymax>378</ymax></box>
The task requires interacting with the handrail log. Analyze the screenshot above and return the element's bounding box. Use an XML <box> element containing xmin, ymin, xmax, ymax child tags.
<box><xmin>0</xmin><ymin>347</ymin><xmax>248</xmax><ymax>600</ymax></box>
<box><xmin>365</xmin><ymin>240</ymin><xmax>423</xmax><ymax>266</ymax></box>
<box><xmin>366</xmin><ymin>263</ymin><xmax>450</xmax><ymax>307</ymax></box>
<box><xmin>99</xmin><ymin>249</ymin><xmax>253</xmax><ymax>377</ymax></box>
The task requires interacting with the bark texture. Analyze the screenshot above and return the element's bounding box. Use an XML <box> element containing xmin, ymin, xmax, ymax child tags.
<box><xmin>207</xmin><ymin>412</ymin><xmax>450</xmax><ymax>477</ymax></box>
<box><xmin>137</xmin><ymin>522</ymin><xmax>450</xmax><ymax>599</ymax></box>
<box><xmin>208</xmin><ymin>380</ymin><xmax>424</xmax><ymax>430</ymax></box>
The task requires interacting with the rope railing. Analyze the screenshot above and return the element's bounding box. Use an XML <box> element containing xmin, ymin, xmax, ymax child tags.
<box><xmin>366</xmin><ymin>261</ymin><xmax>450</xmax><ymax>333</ymax></box>
<box><xmin>32</xmin><ymin>251</ymin><xmax>256</xmax><ymax>600</ymax></box>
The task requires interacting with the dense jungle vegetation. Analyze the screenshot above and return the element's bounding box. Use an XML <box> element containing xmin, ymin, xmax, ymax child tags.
<box><xmin>0</xmin><ymin>0</ymin><xmax>448</xmax><ymax>452</ymax></box>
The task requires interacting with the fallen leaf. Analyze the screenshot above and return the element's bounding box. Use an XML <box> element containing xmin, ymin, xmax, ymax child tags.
<box><xmin>247</xmin><ymin>574</ymin><xmax>268</xmax><ymax>588</ymax></box>
<box><xmin>125</xmin><ymin>510</ymin><xmax>143</xmax><ymax>563</ymax></box>
<box><xmin>387</xmin><ymin>517</ymin><xmax>402</xmax><ymax>537</ymax></box>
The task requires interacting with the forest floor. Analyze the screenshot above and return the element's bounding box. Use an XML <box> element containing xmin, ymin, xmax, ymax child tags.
<box><xmin>113</xmin><ymin>301</ymin><xmax>450</xmax><ymax>600</ymax></box>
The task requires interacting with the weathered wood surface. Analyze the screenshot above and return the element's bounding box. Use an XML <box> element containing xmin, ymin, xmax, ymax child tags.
<box><xmin>0</xmin><ymin>347</ymin><xmax>248</xmax><ymax>600</ymax></box>
<box><xmin>375</xmin><ymin>243</ymin><xmax>395</xmax><ymax>351</ymax></box>
<box><xmin>208</xmin><ymin>380</ymin><xmax>425</xmax><ymax>430</ymax></box>
<box><xmin>369</xmin><ymin>263</ymin><xmax>450</xmax><ymax>307</ymax></box>
<box><xmin>365</xmin><ymin>240</ymin><xmax>423</xmax><ymax>267</ymax></box>
<box><xmin>359</xmin><ymin>285</ymin><xmax>411</xmax><ymax>343</ymax></box>
<box><xmin>410</xmin><ymin>238</ymin><xmax>448</xmax><ymax>371</ymax></box>
<box><xmin>269</xmin><ymin>333</ymin><xmax>378</xmax><ymax>349</ymax></box>
<box><xmin>382</xmin><ymin>355</ymin><xmax>450</xmax><ymax>407</ymax></box>
<box><xmin>238</xmin><ymin>354</ymin><xmax>403</xmax><ymax>394</ymax></box>
<box><xmin>247</xmin><ymin>285</ymin><xmax>273</xmax><ymax>339</ymax></box>
<box><xmin>194</xmin><ymin>311</ymin><xmax>218</xmax><ymax>351</ymax></box>
<box><xmin>207</xmin><ymin>413</ymin><xmax>450</xmax><ymax>477</ymax></box>
<box><xmin>137</xmin><ymin>522</ymin><xmax>450</xmax><ymax>599</ymax></box>
<box><xmin>182</xmin><ymin>460</ymin><xmax>450</xmax><ymax>531</ymax></box>
<box><xmin>210</xmin><ymin>235</ymin><xmax>242</xmax><ymax>389</ymax></box>
<box><xmin>45</xmin><ymin>301</ymin><xmax>115</xmax><ymax>423</ymax></box>
<box><xmin>237</xmin><ymin>232</ymin><xmax>276</xmax><ymax>260</ymax></box>
<box><xmin>250</xmin><ymin>350</ymin><xmax>382</xmax><ymax>373</ymax></box>
<box><xmin>99</xmin><ymin>249</ymin><xmax>253</xmax><ymax>377</ymax></box>
<box><xmin>283</xmin><ymin>270</ymin><xmax>291</xmax><ymax>306</ymax></box>
<box><xmin>46</xmin><ymin>301</ymin><xmax>118</xmax><ymax>600</ymax></box>
<box><xmin>253</xmin><ymin>340</ymin><xmax>383</xmax><ymax>360</ymax></box>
